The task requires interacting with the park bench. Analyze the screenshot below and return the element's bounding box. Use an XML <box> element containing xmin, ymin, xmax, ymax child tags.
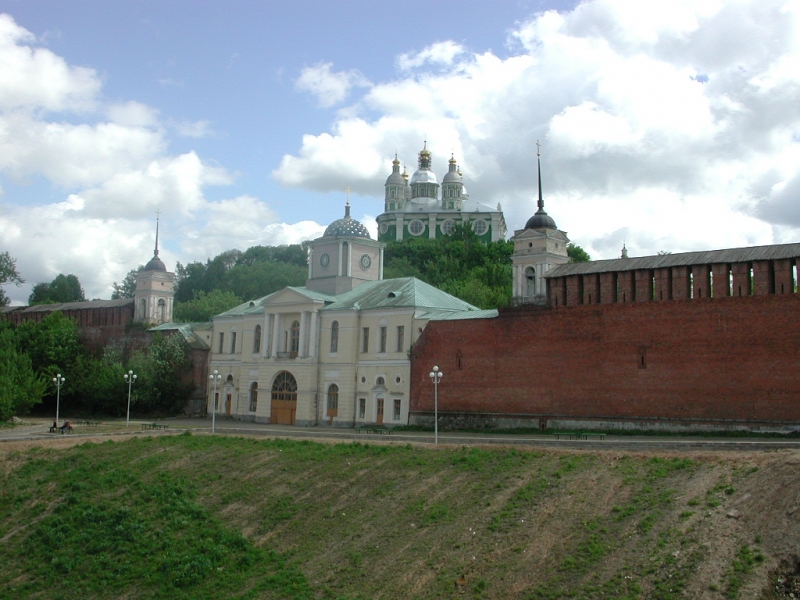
<box><xmin>76</xmin><ymin>420</ymin><xmax>100</xmax><ymax>426</ymax></box>
<box><xmin>552</xmin><ymin>432</ymin><xmax>576</xmax><ymax>440</ymax></box>
<box><xmin>356</xmin><ymin>428</ymin><xmax>392</xmax><ymax>435</ymax></box>
<box><xmin>49</xmin><ymin>426</ymin><xmax>72</xmax><ymax>434</ymax></box>
<box><xmin>580</xmin><ymin>433</ymin><xmax>606</xmax><ymax>441</ymax></box>
<box><xmin>141</xmin><ymin>423</ymin><xmax>169</xmax><ymax>431</ymax></box>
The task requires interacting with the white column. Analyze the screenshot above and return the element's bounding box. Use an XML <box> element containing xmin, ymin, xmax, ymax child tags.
<box><xmin>347</xmin><ymin>243</ymin><xmax>352</xmax><ymax>276</ymax></box>
<box><xmin>379</xmin><ymin>247</ymin><xmax>384</xmax><ymax>280</ymax></box>
<box><xmin>262</xmin><ymin>314</ymin><xmax>271</xmax><ymax>358</ymax></box>
<box><xmin>309</xmin><ymin>311</ymin><xmax>319</xmax><ymax>358</ymax></box>
<box><xmin>299</xmin><ymin>311</ymin><xmax>309</xmax><ymax>358</ymax></box>
<box><xmin>271</xmin><ymin>313</ymin><xmax>281</xmax><ymax>358</ymax></box>
<box><xmin>337</xmin><ymin>242</ymin><xmax>343</xmax><ymax>276</ymax></box>
<box><xmin>307</xmin><ymin>247</ymin><xmax>313</xmax><ymax>280</ymax></box>
<box><xmin>395</xmin><ymin>216</ymin><xmax>403</xmax><ymax>241</ymax></box>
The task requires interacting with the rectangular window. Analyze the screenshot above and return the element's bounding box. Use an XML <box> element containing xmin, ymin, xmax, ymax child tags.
<box><xmin>214</xmin><ymin>392</ymin><xmax>219</xmax><ymax>411</ymax></box>
<box><xmin>358</xmin><ymin>398</ymin><xmax>366</xmax><ymax>418</ymax></box>
<box><xmin>218</xmin><ymin>332</ymin><xmax>224</xmax><ymax>354</ymax></box>
<box><xmin>362</xmin><ymin>327</ymin><xmax>369</xmax><ymax>353</ymax></box>
<box><xmin>396</xmin><ymin>326</ymin><xmax>404</xmax><ymax>352</ymax></box>
<box><xmin>230</xmin><ymin>331</ymin><xmax>237</xmax><ymax>354</ymax></box>
<box><xmin>393</xmin><ymin>398</ymin><xmax>401</xmax><ymax>420</ymax></box>
<box><xmin>379</xmin><ymin>326</ymin><xmax>387</xmax><ymax>353</ymax></box>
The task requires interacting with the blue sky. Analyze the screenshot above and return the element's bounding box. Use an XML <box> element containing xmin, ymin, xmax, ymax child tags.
<box><xmin>0</xmin><ymin>0</ymin><xmax>798</xmax><ymax>303</ymax></box>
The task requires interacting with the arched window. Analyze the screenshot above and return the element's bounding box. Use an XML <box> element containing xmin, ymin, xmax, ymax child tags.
<box><xmin>327</xmin><ymin>383</ymin><xmax>339</xmax><ymax>414</ymax></box>
<box><xmin>290</xmin><ymin>320</ymin><xmax>300</xmax><ymax>355</ymax></box>
<box><xmin>253</xmin><ymin>324</ymin><xmax>262</xmax><ymax>353</ymax></box>
<box><xmin>271</xmin><ymin>371</ymin><xmax>297</xmax><ymax>402</ymax></box>
<box><xmin>330</xmin><ymin>321</ymin><xmax>339</xmax><ymax>353</ymax></box>
<box><xmin>139</xmin><ymin>298</ymin><xmax>147</xmax><ymax>320</ymax></box>
<box><xmin>249</xmin><ymin>382</ymin><xmax>258</xmax><ymax>412</ymax></box>
<box><xmin>157</xmin><ymin>298</ymin><xmax>166</xmax><ymax>323</ymax></box>
<box><xmin>525</xmin><ymin>267</ymin><xmax>536</xmax><ymax>297</ymax></box>
<box><xmin>376</xmin><ymin>376</ymin><xmax>385</xmax><ymax>387</ymax></box>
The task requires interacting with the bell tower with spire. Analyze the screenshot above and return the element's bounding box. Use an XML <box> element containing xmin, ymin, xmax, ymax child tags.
<box><xmin>134</xmin><ymin>212</ymin><xmax>175</xmax><ymax>324</ymax></box>
<box><xmin>510</xmin><ymin>142</ymin><xmax>570</xmax><ymax>305</ymax></box>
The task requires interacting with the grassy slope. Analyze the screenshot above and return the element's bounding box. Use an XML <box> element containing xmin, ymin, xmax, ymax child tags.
<box><xmin>0</xmin><ymin>434</ymin><xmax>795</xmax><ymax>599</ymax></box>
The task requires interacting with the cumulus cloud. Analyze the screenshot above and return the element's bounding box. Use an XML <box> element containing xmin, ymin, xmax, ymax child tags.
<box><xmin>295</xmin><ymin>62</ymin><xmax>370</xmax><ymax>108</ymax></box>
<box><xmin>276</xmin><ymin>0</ymin><xmax>800</xmax><ymax>260</ymax></box>
<box><xmin>397</xmin><ymin>41</ymin><xmax>467</xmax><ymax>71</ymax></box>
<box><xmin>0</xmin><ymin>14</ymin><xmax>307</xmax><ymax>304</ymax></box>
<box><xmin>0</xmin><ymin>13</ymin><xmax>99</xmax><ymax>112</ymax></box>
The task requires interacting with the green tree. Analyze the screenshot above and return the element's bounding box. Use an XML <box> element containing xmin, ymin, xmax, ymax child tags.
<box><xmin>128</xmin><ymin>333</ymin><xmax>194</xmax><ymax>415</ymax></box>
<box><xmin>29</xmin><ymin>274</ymin><xmax>86</xmax><ymax>305</ymax></box>
<box><xmin>174</xmin><ymin>289</ymin><xmax>242</xmax><ymax>322</ymax></box>
<box><xmin>0</xmin><ymin>326</ymin><xmax>46</xmax><ymax>420</ymax></box>
<box><xmin>111</xmin><ymin>266</ymin><xmax>144</xmax><ymax>299</ymax></box>
<box><xmin>0</xmin><ymin>251</ymin><xmax>24</xmax><ymax>307</ymax></box>
<box><xmin>567</xmin><ymin>243</ymin><xmax>591</xmax><ymax>263</ymax></box>
<box><xmin>16</xmin><ymin>311</ymin><xmax>82</xmax><ymax>377</ymax></box>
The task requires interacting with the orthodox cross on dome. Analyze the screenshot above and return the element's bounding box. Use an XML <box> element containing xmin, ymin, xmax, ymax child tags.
<box><xmin>344</xmin><ymin>186</ymin><xmax>352</xmax><ymax>217</ymax></box>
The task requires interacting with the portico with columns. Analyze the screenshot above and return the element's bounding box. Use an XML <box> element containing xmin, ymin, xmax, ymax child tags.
<box><xmin>207</xmin><ymin>199</ymin><xmax>489</xmax><ymax>427</ymax></box>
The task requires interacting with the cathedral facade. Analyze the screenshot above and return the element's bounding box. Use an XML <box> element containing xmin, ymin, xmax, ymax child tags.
<box><xmin>375</xmin><ymin>143</ymin><xmax>507</xmax><ymax>244</ymax></box>
<box><xmin>206</xmin><ymin>203</ymin><xmax>493</xmax><ymax>427</ymax></box>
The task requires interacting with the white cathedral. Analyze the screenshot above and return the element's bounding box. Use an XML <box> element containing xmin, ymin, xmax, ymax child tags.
<box><xmin>375</xmin><ymin>143</ymin><xmax>507</xmax><ymax>244</ymax></box>
<box><xmin>205</xmin><ymin>202</ymin><xmax>494</xmax><ymax>427</ymax></box>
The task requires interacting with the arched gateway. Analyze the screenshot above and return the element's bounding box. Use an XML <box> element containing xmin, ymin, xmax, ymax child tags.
<box><xmin>270</xmin><ymin>371</ymin><xmax>297</xmax><ymax>425</ymax></box>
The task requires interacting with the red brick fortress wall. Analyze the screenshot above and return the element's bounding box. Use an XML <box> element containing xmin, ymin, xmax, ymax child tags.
<box><xmin>409</xmin><ymin>294</ymin><xmax>800</xmax><ymax>429</ymax></box>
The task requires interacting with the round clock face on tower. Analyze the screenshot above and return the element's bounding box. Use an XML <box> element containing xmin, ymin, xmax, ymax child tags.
<box><xmin>359</xmin><ymin>254</ymin><xmax>372</xmax><ymax>270</ymax></box>
<box><xmin>319</xmin><ymin>253</ymin><xmax>330</xmax><ymax>269</ymax></box>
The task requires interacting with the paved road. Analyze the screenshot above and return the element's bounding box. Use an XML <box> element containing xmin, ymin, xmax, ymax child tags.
<box><xmin>4</xmin><ymin>417</ymin><xmax>800</xmax><ymax>452</ymax></box>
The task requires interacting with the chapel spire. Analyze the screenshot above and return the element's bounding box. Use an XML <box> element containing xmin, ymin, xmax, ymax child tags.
<box><xmin>524</xmin><ymin>141</ymin><xmax>557</xmax><ymax>230</ymax></box>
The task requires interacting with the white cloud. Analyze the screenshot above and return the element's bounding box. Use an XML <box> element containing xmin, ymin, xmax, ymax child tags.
<box><xmin>174</xmin><ymin>119</ymin><xmax>213</xmax><ymax>138</ymax></box>
<box><xmin>295</xmin><ymin>62</ymin><xmax>370</xmax><ymax>108</ymax></box>
<box><xmin>0</xmin><ymin>13</ymin><xmax>99</xmax><ymax>112</ymax></box>
<box><xmin>397</xmin><ymin>41</ymin><xmax>467</xmax><ymax>71</ymax></box>
<box><xmin>277</xmin><ymin>0</ymin><xmax>800</xmax><ymax>259</ymax></box>
<box><xmin>106</xmin><ymin>101</ymin><xmax>160</xmax><ymax>128</ymax></box>
<box><xmin>0</xmin><ymin>15</ymin><xmax>258</xmax><ymax>303</ymax></box>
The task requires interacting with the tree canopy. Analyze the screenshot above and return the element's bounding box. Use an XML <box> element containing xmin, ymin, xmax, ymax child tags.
<box><xmin>174</xmin><ymin>290</ymin><xmax>242</xmax><ymax>322</ymax></box>
<box><xmin>174</xmin><ymin>244</ymin><xmax>307</xmax><ymax>304</ymax></box>
<box><xmin>0</xmin><ymin>251</ymin><xmax>24</xmax><ymax>307</ymax></box>
<box><xmin>567</xmin><ymin>243</ymin><xmax>591</xmax><ymax>263</ymax></box>
<box><xmin>384</xmin><ymin>229</ymin><xmax>515</xmax><ymax>309</ymax></box>
<box><xmin>29</xmin><ymin>274</ymin><xmax>85</xmax><ymax>305</ymax></box>
<box><xmin>111</xmin><ymin>266</ymin><xmax>144</xmax><ymax>299</ymax></box>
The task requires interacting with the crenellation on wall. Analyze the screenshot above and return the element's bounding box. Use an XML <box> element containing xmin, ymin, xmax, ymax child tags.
<box><xmin>409</xmin><ymin>293</ymin><xmax>800</xmax><ymax>430</ymax></box>
<box><xmin>731</xmin><ymin>263</ymin><xmax>751</xmax><ymax>297</ymax></box>
<box><xmin>618</xmin><ymin>270</ymin><xmax>635</xmax><ymax>303</ymax></box>
<box><xmin>692</xmin><ymin>264</ymin><xmax>711</xmax><ymax>299</ymax></box>
<box><xmin>752</xmin><ymin>260</ymin><xmax>774</xmax><ymax>296</ymax></box>
<box><xmin>634</xmin><ymin>269</ymin><xmax>652</xmax><ymax>302</ymax></box>
<box><xmin>774</xmin><ymin>259</ymin><xmax>794</xmax><ymax>294</ymax></box>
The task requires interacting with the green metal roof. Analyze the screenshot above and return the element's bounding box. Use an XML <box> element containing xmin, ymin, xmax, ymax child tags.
<box><xmin>321</xmin><ymin>277</ymin><xmax>480</xmax><ymax>313</ymax></box>
<box><xmin>148</xmin><ymin>322</ymin><xmax>212</xmax><ymax>350</ymax></box>
<box><xmin>422</xmin><ymin>308</ymin><xmax>499</xmax><ymax>320</ymax></box>
<box><xmin>215</xmin><ymin>287</ymin><xmax>335</xmax><ymax>318</ymax></box>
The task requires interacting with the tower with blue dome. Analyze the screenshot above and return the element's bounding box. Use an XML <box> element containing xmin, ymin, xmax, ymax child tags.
<box><xmin>305</xmin><ymin>200</ymin><xmax>385</xmax><ymax>295</ymax></box>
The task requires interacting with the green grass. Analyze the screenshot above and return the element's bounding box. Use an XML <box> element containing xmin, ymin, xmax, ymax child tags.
<box><xmin>0</xmin><ymin>434</ymin><xmax>771</xmax><ymax>599</ymax></box>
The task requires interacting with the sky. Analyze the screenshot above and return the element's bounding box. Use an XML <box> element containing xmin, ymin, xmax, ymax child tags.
<box><xmin>0</xmin><ymin>0</ymin><xmax>798</xmax><ymax>304</ymax></box>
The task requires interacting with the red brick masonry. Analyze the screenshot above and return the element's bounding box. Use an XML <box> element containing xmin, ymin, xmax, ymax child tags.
<box><xmin>410</xmin><ymin>294</ymin><xmax>800</xmax><ymax>427</ymax></box>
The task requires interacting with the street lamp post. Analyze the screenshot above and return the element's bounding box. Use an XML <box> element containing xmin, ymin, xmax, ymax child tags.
<box><xmin>123</xmin><ymin>370</ymin><xmax>137</xmax><ymax>427</ymax></box>
<box><xmin>52</xmin><ymin>374</ymin><xmax>65</xmax><ymax>424</ymax></box>
<box><xmin>428</xmin><ymin>366</ymin><xmax>443</xmax><ymax>444</ymax></box>
<box><xmin>209</xmin><ymin>370</ymin><xmax>222</xmax><ymax>434</ymax></box>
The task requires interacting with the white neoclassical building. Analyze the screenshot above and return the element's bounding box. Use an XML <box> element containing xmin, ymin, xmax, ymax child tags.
<box><xmin>207</xmin><ymin>203</ymin><xmax>494</xmax><ymax>427</ymax></box>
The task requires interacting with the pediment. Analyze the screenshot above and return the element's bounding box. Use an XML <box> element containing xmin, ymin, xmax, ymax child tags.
<box><xmin>262</xmin><ymin>287</ymin><xmax>329</xmax><ymax>308</ymax></box>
